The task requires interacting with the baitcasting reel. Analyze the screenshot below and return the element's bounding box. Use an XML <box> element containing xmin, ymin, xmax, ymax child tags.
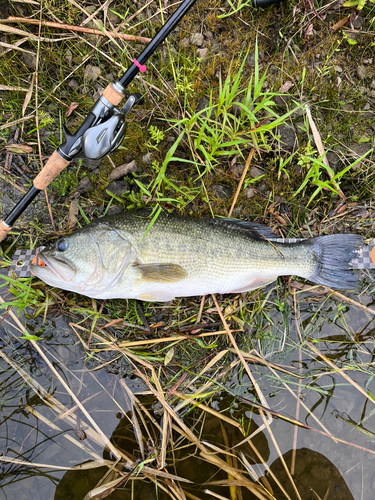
<box><xmin>81</xmin><ymin>93</ymin><xmax>143</xmax><ymax>159</ymax></box>
<box><xmin>59</xmin><ymin>90</ymin><xmax>143</xmax><ymax>161</ymax></box>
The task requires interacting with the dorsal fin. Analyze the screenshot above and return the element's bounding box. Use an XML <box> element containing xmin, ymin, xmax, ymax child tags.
<box><xmin>207</xmin><ymin>218</ymin><xmax>275</xmax><ymax>240</ymax></box>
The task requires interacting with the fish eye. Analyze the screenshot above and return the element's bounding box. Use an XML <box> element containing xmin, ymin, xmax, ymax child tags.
<box><xmin>57</xmin><ymin>239</ymin><xmax>68</xmax><ymax>252</ymax></box>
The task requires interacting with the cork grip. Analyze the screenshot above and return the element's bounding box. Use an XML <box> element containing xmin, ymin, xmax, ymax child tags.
<box><xmin>34</xmin><ymin>150</ymin><xmax>70</xmax><ymax>190</ymax></box>
<box><xmin>0</xmin><ymin>220</ymin><xmax>11</xmax><ymax>241</ymax></box>
<box><xmin>103</xmin><ymin>83</ymin><xmax>124</xmax><ymax>106</ymax></box>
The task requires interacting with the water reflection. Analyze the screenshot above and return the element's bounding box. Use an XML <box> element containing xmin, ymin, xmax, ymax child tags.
<box><xmin>265</xmin><ymin>447</ymin><xmax>355</xmax><ymax>500</ymax></box>
<box><xmin>1</xmin><ymin>278</ymin><xmax>375</xmax><ymax>499</ymax></box>
<box><xmin>54</xmin><ymin>405</ymin><xmax>270</xmax><ymax>499</ymax></box>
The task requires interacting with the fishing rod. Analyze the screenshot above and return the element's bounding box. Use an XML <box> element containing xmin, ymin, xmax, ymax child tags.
<box><xmin>0</xmin><ymin>0</ymin><xmax>281</xmax><ymax>243</ymax></box>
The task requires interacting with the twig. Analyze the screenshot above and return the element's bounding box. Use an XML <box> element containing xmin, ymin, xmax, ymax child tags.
<box><xmin>0</xmin><ymin>172</ymin><xmax>27</xmax><ymax>193</ymax></box>
<box><xmin>6</xmin><ymin>16</ymin><xmax>152</xmax><ymax>43</ymax></box>
<box><xmin>228</xmin><ymin>148</ymin><xmax>255</xmax><ymax>218</ymax></box>
<box><xmin>329</xmin><ymin>290</ymin><xmax>375</xmax><ymax>316</ymax></box>
<box><xmin>0</xmin><ymin>114</ymin><xmax>34</xmax><ymax>131</ymax></box>
<box><xmin>196</xmin><ymin>294</ymin><xmax>206</xmax><ymax>324</ymax></box>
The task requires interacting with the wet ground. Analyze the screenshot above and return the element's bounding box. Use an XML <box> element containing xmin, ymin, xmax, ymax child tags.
<box><xmin>1</xmin><ymin>274</ymin><xmax>375</xmax><ymax>500</ymax></box>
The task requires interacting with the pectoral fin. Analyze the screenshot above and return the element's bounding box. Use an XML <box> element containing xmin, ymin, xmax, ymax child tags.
<box><xmin>134</xmin><ymin>263</ymin><xmax>188</xmax><ymax>283</ymax></box>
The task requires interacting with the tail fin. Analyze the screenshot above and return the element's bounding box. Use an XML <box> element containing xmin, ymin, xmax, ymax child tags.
<box><xmin>308</xmin><ymin>234</ymin><xmax>363</xmax><ymax>289</ymax></box>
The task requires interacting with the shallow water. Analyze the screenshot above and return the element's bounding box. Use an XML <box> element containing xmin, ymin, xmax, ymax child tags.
<box><xmin>0</xmin><ymin>279</ymin><xmax>375</xmax><ymax>500</ymax></box>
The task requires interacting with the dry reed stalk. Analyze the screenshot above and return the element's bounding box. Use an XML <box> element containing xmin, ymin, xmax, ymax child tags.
<box><xmin>219</xmin><ymin>420</ymin><xmax>237</xmax><ymax>500</ymax></box>
<box><xmin>267</xmin><ymin>365</ymin><xmax>335</xmax><ymax>438</ymax></box>
<box><xmin>25</xmin><ymin>404</ymin><xmax>104</xmax><ymax>460</ymax></box>
<box><xmin>305</xmin><ymin>106</ymin><xmax>345</xmax><ymax>199</ymax></box>
<box><xmin>174</xmin><ymin>392</ymin><xmax>243</xmax><ymax>431</ymax></box>
<box><xmin>204</xmin><ymin>490</ymin><xmax>231</xmax><ymax>500</ymax></box>
<box><xmin>211</xmin><ymin>294</ymin><xmax>302</xmax><ymax>500</ymax></box>
<box><xmin>307</xmin><ymin>341</ymin><xmax>375</xmax><ymax>405</ymax></box>
<box><xmin>0</xmin><ymin>172</ymin><xmax>27</xmax><ymax>193</ymax></box>
<box><xmin>0</xmin><ymin>114</ymin><xmax>34</xmax><ymax>131</ymax></box>
<box><xmin>329</xmin><ymin>290</ymin><xmax>375</xmax><ymax>316</ymax></box>
<box><xmin>0</xmin><ymin>84</ymin><xmax>29</xmax><ymax>91</ymax></box>
<box><xmin>7</xmin><ymin>16</ymin><xmax>152</xmax><ymax>43</ymax></box>
<box><xmin>228</xmin><ymin>149</ymin><xmax>255</xmax><ymax>218</ymax></box>
<box><xmin>118</xmin><ymin>330</ymin><xmax>230</xmax><ymax>347</ymax></box>
<box><xmin>211</xmin><ymin>295</ymin><xmax>272</xmax><ymax>424</ymax></box>
<box><xmin>200</xmin><ymin>453</ymin><xmax>274</xmax><ymax>500</ymax></box>
<box><xmin>0</xmin><ymin>298</ymin><xmax>124</xmax><ymax>460</ymax></box>
<box><xmin>184</xmin><ymin>491</ymin><xmax>202</xmax><ymax>500</ymax></box>
<box><xmin>242</xmin><ymin>447</ymin><xmax>293</xmax><ymax>500</ymax></box>
<box><xmin>0</xmin><ymin>456</ymin><xmax>78</xmax><ymax>470</ymax></box>
<box><xmin>227</xmin><ymin>349</ymin><xmax>301</xmax><ymax>378</ymax></box>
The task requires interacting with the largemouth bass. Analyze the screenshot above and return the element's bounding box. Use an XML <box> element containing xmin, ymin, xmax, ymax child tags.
<box><xmin>31</xmin><ymin>211</ymin><xmax>362</xmax><ymax>301</ymax></box>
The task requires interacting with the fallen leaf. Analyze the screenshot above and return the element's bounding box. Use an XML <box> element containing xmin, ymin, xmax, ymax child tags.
<box><xmin>3</xmin><ymin>143</ymin><xmax>33</xmax><ymax>154</ymax></box>
<box><xmin>278</xmin><ymin>81</ymin><xmax>294</xmax><ymax>93</ymax></box>
<box><xmin>164</xmin><ymin>347</ymin><xmax>174</xmax><ymax>366</ymax></box>
<box><xmin>66</xmin><ymin>102</ymin><xmax>79</xmax><ymax>118</ymax></box>
<box><xmin>332</xmin><ymin>16</ymin><xmax>349</xmax><ymax>31</ymax></box>
<box><xmin>83</xmin><ymin>64</ymin><xmax>101</xmax><ymax>82</ymax></box>
<box><xmin>305</xmin><ymin>23</ymin><xmax>314</xmax><ymax>39</ymax></box>
<box><xmin>66</xmin><ymin>199</ymin><xmax>79</xmax><ymax>231</ymax></box>
<box><xmin>22</xmin><ymin>72</ymin><xmax>35</xmax><ymax>117</ymax></box>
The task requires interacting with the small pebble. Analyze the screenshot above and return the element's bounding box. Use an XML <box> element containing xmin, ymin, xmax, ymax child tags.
<box><xmin>357</xmin><ymin>65</ymin><xmax>367</xmax><ymax>79</ymax></box>
<box><xmin>76</xmin><ymin>176</ymin><xmax>92</xmax><ymax>194</ymax></box>
<box><xmin>142</xmin><ymin>152</ymin><xmax>153</xmax><ymax>165</ymax></box>
<box><xmin>106</xmin><ymin>180</ymin><xmax>129</xmax><ymax>197</ymax></box>
<box><xmin>197</xmin><ymin>48</ymin><xmax>208</xmax><ymax>59</ymax></box>
<box><xmin>190</xmin><ymin>33</ymin><xmax>204</xmax><ymax>46</ymax></box>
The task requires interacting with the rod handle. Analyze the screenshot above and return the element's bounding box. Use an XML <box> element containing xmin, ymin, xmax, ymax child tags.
<box><xmin>102</xmin><ymin>83</ymin><xmax>124</xmax><ymax>106</ymax></box>
<box><xmin>0</xmin><ymin>221</ymin><xmax>11</xmax><ymax>242</ymax></box>
<box><xmin>34</xmin><ymin>150</ymin><xmax>70</xmax><ymax>190</ymax></box>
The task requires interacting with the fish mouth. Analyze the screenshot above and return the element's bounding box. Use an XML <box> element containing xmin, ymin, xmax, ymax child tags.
<box><xmin>30</xmin><ymin>252</ymin><xmax>75</xmax><ymax>284</ymax></box>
